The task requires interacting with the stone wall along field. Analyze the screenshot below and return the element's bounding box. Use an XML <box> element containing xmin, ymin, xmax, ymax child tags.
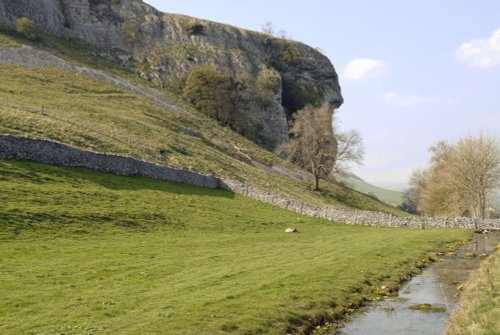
<box><xmin>0</xmin><ymin>134</ymin><xmax>222</xmax><ymax>189</ymax></box>
<box><xmin>1</xmin><ymin>134</ymin><xmax>499</xmax><ymax>230</ymax></box>
<box><xmin>223</xmin><ymin>180</ymin><xmax>500</xmax><ymax>230</ymax></box>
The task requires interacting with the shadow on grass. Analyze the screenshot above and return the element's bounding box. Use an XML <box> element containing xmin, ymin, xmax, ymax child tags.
<box><xmin>1</xmin><ymin>160</ymin><xmax>235</xmax><ymax>199</ymax></box>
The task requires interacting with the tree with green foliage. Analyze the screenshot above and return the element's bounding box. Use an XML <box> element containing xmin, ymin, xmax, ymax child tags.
<box><xmin>16</xmin><ymin>17</ymin><xmax>38</xmax><ymax>40</ymax></box>
<box><xmin>279</xmin><ymin>104</ymin><xmax>337</xmax><ymax>191</ymax></box>
<box><xmin>182</xmin><ymin>65</ymin><xmax>233</xmax><ymax>123</ymax></box>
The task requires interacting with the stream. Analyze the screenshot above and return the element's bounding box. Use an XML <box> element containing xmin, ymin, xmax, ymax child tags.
<box><xmin>337</xmin><ymin>231</ymin><xmax>500</xmax><ymax>335</ymax></box>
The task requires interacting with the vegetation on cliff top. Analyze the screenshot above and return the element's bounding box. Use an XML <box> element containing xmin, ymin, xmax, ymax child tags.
<box><xmin>0</xmin><ymin>160</ymin><xmax>470</xmax><ymax>335</ymax></box>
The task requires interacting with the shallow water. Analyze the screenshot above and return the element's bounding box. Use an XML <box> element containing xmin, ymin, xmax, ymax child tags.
<box><xmin>337</xmin><ymin>231</ymin><xmax>500</xmax><ymax>335</ymax></box>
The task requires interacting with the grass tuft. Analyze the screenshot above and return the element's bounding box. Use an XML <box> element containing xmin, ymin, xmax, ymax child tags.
<box><xmin>446</xmin><ymin>246</ymin><xmax>500</xmax><ymax>335</ymax></box>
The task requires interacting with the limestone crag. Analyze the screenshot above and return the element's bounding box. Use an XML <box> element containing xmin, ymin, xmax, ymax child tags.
<box><xmin>0</xmin><ymin>0</ymin><xmax>343</xmax><ymax>148</ymax></box>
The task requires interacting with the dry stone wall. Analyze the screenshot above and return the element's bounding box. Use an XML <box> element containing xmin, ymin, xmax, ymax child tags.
<box><xmin>1</xmin><ymin>134</ymin><xmax>499</xmax><ymax>230</ymax></box>
<box><xmin>223</xmin><ymin>181</ymin><xmax>500</xmax><ymax>230</ymax></box>
<box><xmin>0</xmin><ymin>135</ymin><xmax>222</xmax><ymax>188</ymax></box>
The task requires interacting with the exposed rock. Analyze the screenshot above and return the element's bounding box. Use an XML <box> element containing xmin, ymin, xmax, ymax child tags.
<box><xmin>285</xmin><ymin>228</ymin><xmax>298</xmax><ymax>233</ymax></box>
<box><xmin>464</xmin><ymin>253</ymin><xmax>477</xmax><ymax>259</ymax></box>
<box><xmin>408</xmin><ymin>304</ymin><xmax>446</xmax><ymax>313</ymax></box>
<box><xmin>0</xmin><ymin>0</ymin><xmax>343</xmax><ymax>149</ymax></box>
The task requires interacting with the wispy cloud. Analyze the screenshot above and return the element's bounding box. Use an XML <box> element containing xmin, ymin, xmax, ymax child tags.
<box><xmin>456</xmin><ymin>28</ymin><xmax>500</xmax><ymax>68</ymax></box>
<box><xmin>381</xmin><ymin>92</ymin><xmax>440</xmax><ymax>106</ymax></box>
<box><xmin>343</xmin><ymin>58</ymin><xmax>388</xmax><ymax>80</ymax></box>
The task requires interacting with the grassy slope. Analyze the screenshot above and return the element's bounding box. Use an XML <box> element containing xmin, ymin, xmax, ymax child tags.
<box><xmin>0</xmin><ymin>160</ymin><xmax>471</xmax><ymax>335</ymax></box>
<box><xmin>446</xmin><ymin>247</ymin><xmax>500</xmax><ymax>335</ymax></box>
<box><xmin>0</xmin><ymin>30</ymin><xmax>407</xmax><ymax>215</ymax></box>
<box><xmin>340</xmin><ymin>176</ymin><xmax>404</xmax><ymax>207</ymax></box>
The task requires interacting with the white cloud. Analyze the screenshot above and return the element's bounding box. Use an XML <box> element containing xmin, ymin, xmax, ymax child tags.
<box><xmin>381</xmin><ymin>92</ymin><xmax>439</xmax><ymax>106</ymax></box>
<box><xmin>456</xmin><ymin>28</ymin><xmax>500</xmax><ymax>68</ymax></box>
<box><xmin>343</xmin><ymin>58</ymin><xmax>387</xmax><ymax>80</ymax></box>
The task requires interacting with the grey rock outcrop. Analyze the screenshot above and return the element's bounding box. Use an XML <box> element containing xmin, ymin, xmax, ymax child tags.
<box><xmin>0</xmin><ymin>0</ymin><xmax>343</xmax><ymax>148</ymax></box>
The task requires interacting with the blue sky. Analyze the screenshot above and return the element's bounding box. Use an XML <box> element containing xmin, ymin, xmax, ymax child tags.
<box><xmin>144</xmin><ymin>1</ymin><xmax>500</xmax><ymax>189</ymax></box>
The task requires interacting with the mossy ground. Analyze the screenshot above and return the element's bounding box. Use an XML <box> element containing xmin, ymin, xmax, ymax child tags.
<box><xmin>0</xmin><ymin>161</ymin><xmax>471</xmax><ymax>334</ymax></box>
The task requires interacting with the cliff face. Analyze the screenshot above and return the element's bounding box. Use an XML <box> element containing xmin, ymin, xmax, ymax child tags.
<box><xmin>0</xmin><ymin>0</ymin><xmax>343</xmax><ymax>148</ymax></box>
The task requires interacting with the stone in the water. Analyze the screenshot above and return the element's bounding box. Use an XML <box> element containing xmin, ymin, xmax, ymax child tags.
<box><xmin>409</xmin><ymin>303</ymin><xmax>446</xmax><ymax>312</ymax></box>
<box><xmin>285</xmin><ymin>228</ymin><xmax>298</xmax><ymax>233</ymax></box>
<box><xmin>464</xmin><ymin>252</ymin><xmax>477</xmax><ymax>259</ymax></box>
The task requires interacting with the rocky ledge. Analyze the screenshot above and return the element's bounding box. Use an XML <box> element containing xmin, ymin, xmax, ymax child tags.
<box><xmin>0</xmin><ymin>0</ymin><xmax>343</xmax><ymax>148</ymax></box>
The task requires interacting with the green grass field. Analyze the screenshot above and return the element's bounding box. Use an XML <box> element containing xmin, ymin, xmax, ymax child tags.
<box><xmin>0</xmin><ymin>161</ymin><xmax>471</xmax><ymax>334</ymax></box>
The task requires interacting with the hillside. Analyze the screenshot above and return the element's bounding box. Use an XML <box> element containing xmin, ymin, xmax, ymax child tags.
<box><xmin>0</xmin><ymin>0</ymin><xmax>342</xmax><ymax>148</ymax></box>
<box><xmin>0</xmin><ymin>160</ymin><xmax>470</xmax><ymax>334</ymax></box>
<box><xmin>0</xmin><ymin>29</ymin><xmax>406</xmax><ymax>215</ymax></box>
<box><xmin>339</xmin><ymin>174</ymin><xmax>404</xmax><ymax>207</ymax></box>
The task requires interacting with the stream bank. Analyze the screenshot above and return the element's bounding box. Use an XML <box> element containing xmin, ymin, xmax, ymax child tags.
<box><xmin>336</xmin><ymin>231</ymin><xmax>500</xmax><ymax>335</ymax></box>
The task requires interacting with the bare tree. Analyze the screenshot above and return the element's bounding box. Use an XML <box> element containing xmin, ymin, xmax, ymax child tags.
<box><xmin>429</xmin><ymin>140</ymin><xmax>454</xmax><ymax>164</ymax></box>
<box><xmin>413</xmin><ymin>142</ymin><xmax>470</xmax><ymax>217</ymax></box>
<box><xmin>408</xmin><ymin>134</ymin><xmax>500</xmax><ymax>219</ymax></box>
<box><xmin>261</xmin><ymin>22</ymin><xmax>291</xmax><ymax>40</ymax></box>
<box><xmin>261</xmin><ymin>22</ymin><xmax>276</xmax><ymax>36</ymax></box>
<box><xmin>449</xmin><ymin>134</ymin><xmax>500</xmax><ymax>219</ymax></box>
<box><xmin>403</xmin><ymin>169</ymin><xmax>428</xmax><ymax>214</ymax></box>
<box><xmin>278</xmin><ymin>104</ymin><xmax>337</xmax><ymax>191</ymax></box>
<box><xmin>331</xmin><ymin>129</ymin><xmax>364</xmax><ymax>176</ymax></box>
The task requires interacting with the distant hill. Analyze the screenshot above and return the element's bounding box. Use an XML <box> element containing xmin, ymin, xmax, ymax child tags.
<box><xmin>339</xmin><ymin>173</ymin><xmax>404</xmax><ymax>207</ymax></box>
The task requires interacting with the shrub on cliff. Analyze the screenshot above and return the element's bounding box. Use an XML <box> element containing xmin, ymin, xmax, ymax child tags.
<box><xmin>15</xmin><ymin>17</ymin><xmax>38</xmax><ymax>40</ymax></box>
<box><xmin>182</xmin><ymin>65</ymin><xmax>234</xmax><ymax>123</ymax></box>
<box><xmin>121</xmin><ymin>20</ymin><xmax>140</xmax><ymax>45</ymax></box>
<box><xmin>256</xmin><ymin>68</ymin><xmax>281</xmax><ymax>96</ymax></box>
